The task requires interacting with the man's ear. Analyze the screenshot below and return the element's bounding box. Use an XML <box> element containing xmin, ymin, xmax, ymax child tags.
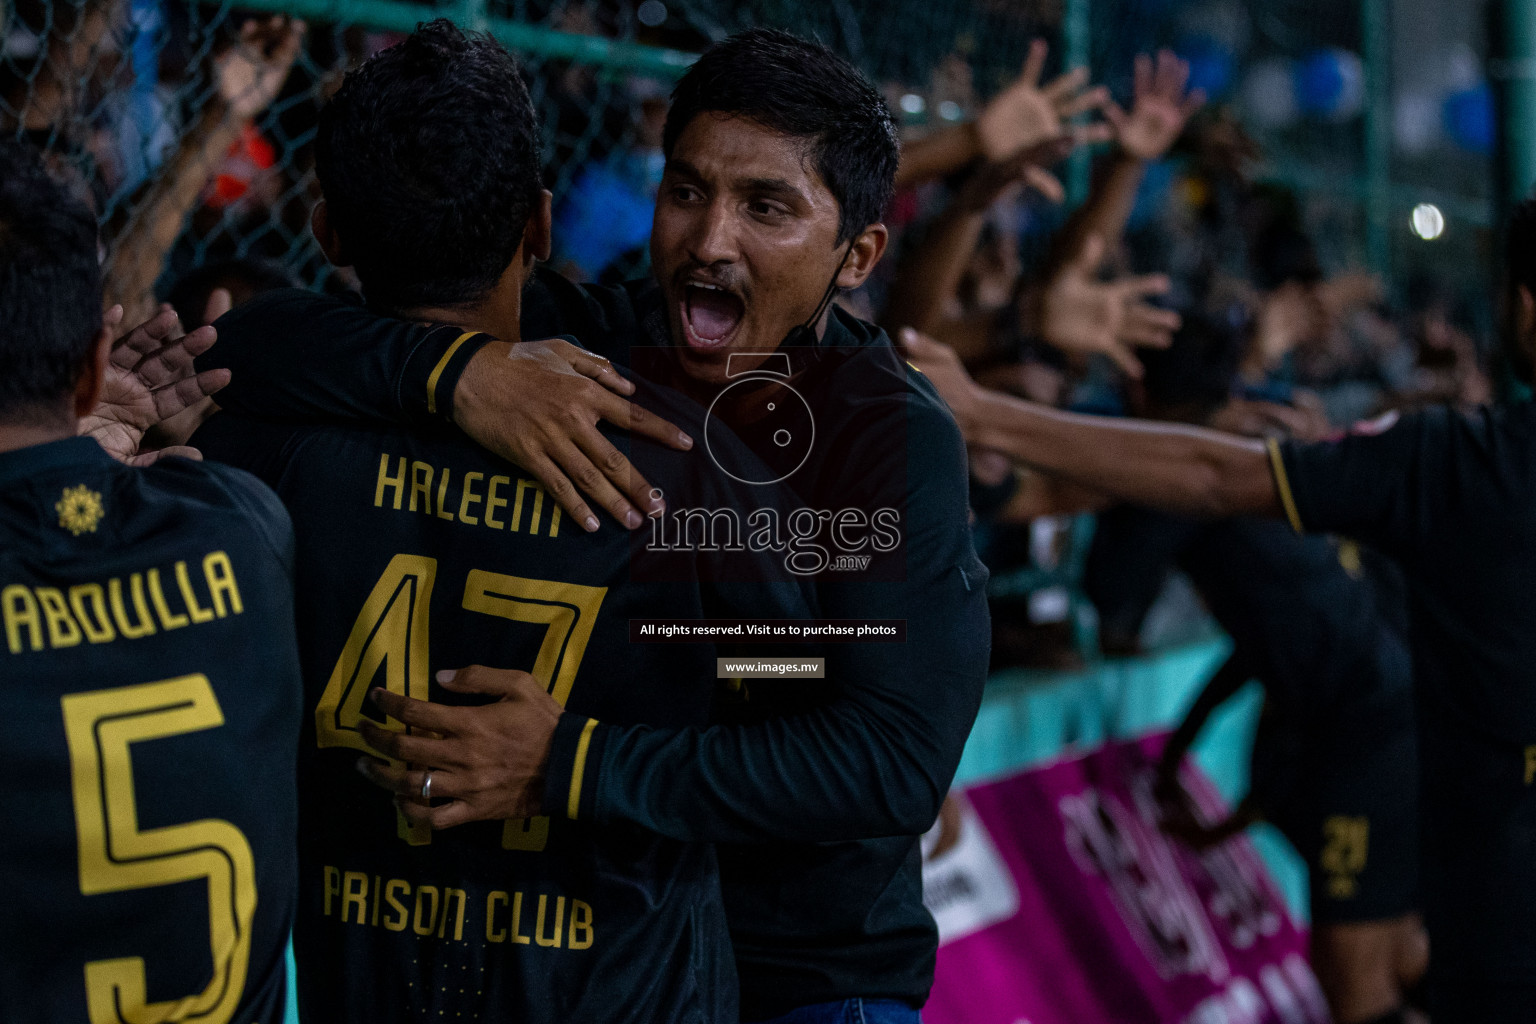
<box><xmin>72</xmin><ymin>324</ymin><xmax>113</xmax><ymax>419</ymax></box>
<box><xmin>836</xmin><ymin>222</ymin><xmax>889</xmax><ymax>290</ymax></box>
<box><xmin>522</xmin><ymin>189</ymin><xmax>554</xmax><ymax>267</ymax></box>
<box><xmin>311</xmin><ymin>201</ymin><xmax>351</xmax><ymax>267</ymax></box>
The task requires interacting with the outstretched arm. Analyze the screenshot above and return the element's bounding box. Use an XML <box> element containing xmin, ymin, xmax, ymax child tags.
<box><xmin>199</xmin><ymin>287</ymin><xmax>692</xmax><ymax>531</ymax></box>
<box><xmin>103</xmin><ymin>17</ymin><xmax>304</xmax><ymax>324</ymax></box>
<box><xmin>1047</xmin><ymin>50</ymin><xmax>1205</xmax><ymax>275</ymax></box>
<box><xmin>901</xmin><ymin>329</ymin><xmax>1278</xmax><ymax>519</ymax></box>
<box><xmin>355</xmin><ymin>403</ymin><xmax>991</xmax><ymax>844</ymax></box>
<box><xmin>883</xmin><ymin>141</ymin><xmax>1071</xmax><ymax>343</ymax></box>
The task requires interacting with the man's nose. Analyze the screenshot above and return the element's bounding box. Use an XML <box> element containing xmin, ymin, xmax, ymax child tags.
<box><xmin>686</xmin><ymin>200</ymin><xmax>740</xmax><ymax>266</ymax></box>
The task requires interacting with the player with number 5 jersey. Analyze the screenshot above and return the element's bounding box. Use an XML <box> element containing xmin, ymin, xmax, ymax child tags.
<box><xmin>0</xmin><ymin>143</ymin><xmax>302</xmax><ymax>1023</ymax></box>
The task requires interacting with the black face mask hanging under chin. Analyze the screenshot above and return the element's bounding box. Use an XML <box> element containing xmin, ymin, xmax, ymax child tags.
<box><xmin>778</xmin><ymin>240</ymin><xmax>856</xmax><ymax>351</ymax></box>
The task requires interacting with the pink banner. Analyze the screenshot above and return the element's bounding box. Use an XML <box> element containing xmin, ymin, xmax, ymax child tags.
<box><xmin>922</xmin><ymin>734</ymin><xmax>1331</xmax><ymax>1024</ymax></box>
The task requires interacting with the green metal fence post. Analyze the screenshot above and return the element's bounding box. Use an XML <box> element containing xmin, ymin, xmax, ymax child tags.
<box><xmin>1063</xmin><ymin>0</ymin><xmax>1091</xmax><ymax>207</ymax></box>
<box><xmin>1498</xmin><ymin>0</ymin><xmax>1536</xmax><ymax>206</ymax></box>
<box><xmin>455</xmin><ymin>0</ymin><xmax>489</xmax><ymax>33</ymax></box>
<box><xmin>1362</xmin><ymin>0</ymin><xmax>1391</xmax><ymax>275</ymax></box>
<box><xmin>199</xmin><ymin>0</ymin><xmax>697</xmax><ymax>78</ymax></box>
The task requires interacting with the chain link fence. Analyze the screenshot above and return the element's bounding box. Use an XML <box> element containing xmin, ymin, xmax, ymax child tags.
<box><xmin>0</xmin><ymin>0</ymin><xmax>1500</xmax><ymax>333</ymax></box>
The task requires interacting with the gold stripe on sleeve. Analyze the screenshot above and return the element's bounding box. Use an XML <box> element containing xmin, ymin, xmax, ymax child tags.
<box><xmin>425</xmin><ymin>331</ymin><xmax>481</xmax><ymax>415</ymax></box>
<box><xmin>1265</xmin><ymin>437</ymin><xmax>1304</xmax><ymax>534</ymax></box>
<box><xmin>567</xmin><ymin>718</ymin><xmax>600</xmax><ymax>820</ymax></box>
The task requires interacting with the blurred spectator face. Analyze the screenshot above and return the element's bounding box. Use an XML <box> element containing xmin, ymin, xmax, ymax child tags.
<box><xmin>1242</xmin><ymin>279</ymin><xmax>1328</xmax><ymax>381</ymax></box>
<box><xmin>1273</xmin><ymin>280</ymin><xmax>1327</xmax><ymax>343</ymax></box>
<box><xmin>652</xmin><ymin>113</ymin><xmax>850</xmax><ymax>385</ymax></box>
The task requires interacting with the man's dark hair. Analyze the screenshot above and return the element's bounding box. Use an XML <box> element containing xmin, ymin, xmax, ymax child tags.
<box><xmin>315</xmin><ymin>19</ymin><xmax>541</xmax><ymax>312</ymax></box>
<box><xmin>663</xmin><ymin>28</ymin><xmax>898</xmax><ymax>246</ymax></box>
<box><xmin>0</xmin><ymin>139</ymin><xmax>102</xmax><ymax>423</ymax></box>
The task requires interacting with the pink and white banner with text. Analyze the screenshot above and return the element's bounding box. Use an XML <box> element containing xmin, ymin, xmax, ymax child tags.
<box><xmin>922</xmin><ymin>734</ymin><xmax>1330</xmax><ymax>1024</ymax></box>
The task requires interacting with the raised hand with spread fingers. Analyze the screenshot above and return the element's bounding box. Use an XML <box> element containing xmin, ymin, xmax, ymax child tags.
<box><xmin>79</xmin><ymin>305</ymin><xmax>231</xmax><ymax>465</ymax></box>
<box><xmin>975</xmin><ymin>39</ymin><xmax>1115</xmax><ymax>162</ymax></box>
<box><xmin>1033</xmin><ymin>234</ymin><xmax>1182</xmax><ymax>379</ymax></box>
<box><xmin>1045</xmin><ymin>50</ymin><xmax>1206</xmax><ymax>283</ymax></box>
<box><xmin>895</xmin><ymin>39</ymin><xmax>1113</xmax><ymax>188</ymax></box>
<box><xmin>1104</xmin><ymin>49</ymin><xmax>1207</xmax><ymax>163</ymax></box>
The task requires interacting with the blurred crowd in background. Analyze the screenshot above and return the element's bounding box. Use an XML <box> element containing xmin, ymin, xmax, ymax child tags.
<box><xmin>0</xmin><ymin>0</ymin><xmax>1507</xmax><ymax>666</ymax></box>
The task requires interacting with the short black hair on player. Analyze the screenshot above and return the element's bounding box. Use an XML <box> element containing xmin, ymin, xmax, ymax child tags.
<box><xmin>315</xmin><ymin>19</ymin><xmax>541</xmax><ymax>313</ymax></box>
<box><xmin>0</xmin><ymin>139</ymin><xmax>102</xmax><ymax>424</ymax></box>
<box><xmin>663</xmin><ymin>28</ymin><xmax>898</xmax><ymax>246</ymax></box>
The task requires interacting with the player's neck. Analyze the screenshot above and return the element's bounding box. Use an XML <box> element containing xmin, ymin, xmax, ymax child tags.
<box><xmin>0</xmin><ymin>418</ymin><xmax>76</xmax><ymax>457</ymax></box>
<box><xmin>397</xmin><ymin>272</ymin><xmax>525</xmax><ymax>344</ymax></box>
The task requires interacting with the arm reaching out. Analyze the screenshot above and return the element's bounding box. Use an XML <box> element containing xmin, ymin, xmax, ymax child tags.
<box><xmin>899</xmin><ymin>329</ymin><xmax>1277</xmax><ymax>519</ymax></box>
<box><xmin>884</xmin><ymin>140</ymin><xmax>1072</xmax><ymax>339</ymax></box>
<box><xmin>354</xmin><ymin>393</ymin><xmax>992</xmax><ymax>845</ymax></box>
<box><xmin>452</xmin><ymin>338</ymin><xmax>694</xmax><ymax>531</ymax></box>
<box><xmin>199</xmin><ymin>290</ymin><xmax>694</xmax><ymax>531</ymax></box>
<box><xmin>1048</xmin><ymin>50</ymin><xmax>1205</xmax><ymax>276</ymax></box>
<box><xmin>102</xmin><ymin>17</ymin><xmax>305</xmax><ymax>324</ymax></box>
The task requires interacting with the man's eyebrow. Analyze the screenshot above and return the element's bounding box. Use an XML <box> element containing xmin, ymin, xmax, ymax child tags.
<box><xmin>739</xmin><ymin>177</ymin><xmax>804</xmax><ymax>200</ymax></box>
<box><xmin>664</xmin><ymin>160</ymin><xmax>807</xmax><ymax>201</ymax></box>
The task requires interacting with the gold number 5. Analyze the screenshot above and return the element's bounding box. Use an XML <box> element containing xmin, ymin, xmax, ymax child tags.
<box><xmin>62</xmin><ymin>675</ymin><xmax>256</xmax><ymax>1024</ymax></box>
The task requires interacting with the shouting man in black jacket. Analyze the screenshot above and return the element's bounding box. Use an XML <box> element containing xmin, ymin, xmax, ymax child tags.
<box><xmin>199</xmin><ymin>28</ymin><xmax>991</xmax><ymax>1024</ymax></box>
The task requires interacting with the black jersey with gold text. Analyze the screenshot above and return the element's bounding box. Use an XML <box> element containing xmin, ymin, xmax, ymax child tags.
<box><xmin>192</xmin><ymin>379</ymin><xmax>815</xmax><ymax>1024</ymax></box>
<box><xmin>198</xmin><ymin>281</ymin><xmax>993</xmax><ymax>1019</ymax></box>
<box><xmin>0</xmin><ymin>437</ymin><xmax>302</xmax><ymax>1024</ymax></box>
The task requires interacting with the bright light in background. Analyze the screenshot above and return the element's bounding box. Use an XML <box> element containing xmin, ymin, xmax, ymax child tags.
<box><xmin>938</xmin><ymin>100</ymin><xmax>963</xmax><ymax>122</ymax></box>
<box><xmin>900</xmin><ymin>93</ymin><xmax>926</xmax><ymax>116</ymax></box>
<box><xmin>1411</xmin><ymin>203</ymin><xmax>1445</xmax><ymax>240</ymax></box>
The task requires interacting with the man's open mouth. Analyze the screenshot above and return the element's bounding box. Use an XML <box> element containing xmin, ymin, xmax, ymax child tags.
<box><xmin>682</xmin><ymin>283</ymin><xmax>746</xmax><ymax>352</ymax></box>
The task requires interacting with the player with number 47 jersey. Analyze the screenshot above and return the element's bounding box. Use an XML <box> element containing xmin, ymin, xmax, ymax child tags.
<box><xmin>197</xmin><ymin>384</ymin><xmax>813</xmax><ymax>1022</ymax></box>
<box><xmin>189</xmin><ymin>22</ymin><xmax>816</xmax><ymax>1023</ymax></box>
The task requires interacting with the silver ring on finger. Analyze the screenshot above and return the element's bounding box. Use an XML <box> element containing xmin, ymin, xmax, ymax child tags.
<box><xmin>420</xmin><ymin>770</ymin><xmax>433</xmax><ymax>802</ymax></box>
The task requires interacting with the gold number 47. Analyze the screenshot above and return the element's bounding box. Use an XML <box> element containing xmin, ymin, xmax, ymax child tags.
<box><xmin>62</xmin><ymin>675</ymin><xmax>256</xmax><ymax>1024</ymax></box>
<box><xmin>314</xmin><ymin>554</ymin><xmax>606</xmax><ymax>850</ymax></box>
